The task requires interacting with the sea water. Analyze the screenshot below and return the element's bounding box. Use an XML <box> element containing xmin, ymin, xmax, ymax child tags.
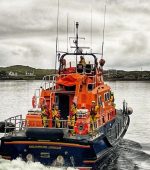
<box><xmin>0</xmin><ymin>80</ymin><xmax>150</xmax><ymax>170</ymax></box>
<box><xmin>0</xmin><ymin>158</ymin><xmax>77</xmax><ymax>170</ymax></box>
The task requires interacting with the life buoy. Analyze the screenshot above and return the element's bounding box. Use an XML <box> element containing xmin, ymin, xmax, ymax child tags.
<box><xmin>32</xmin><ymin>95</ymin><xmax>36</xmax><ymax>108</ymax></box>
<box><xmin>74</xmin><ymin>121</ymin><xmax>89</xmax><ymax>135</ymax></box>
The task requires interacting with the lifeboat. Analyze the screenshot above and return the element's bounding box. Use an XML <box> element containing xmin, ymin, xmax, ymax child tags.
<box><xmin>0</xmin><ymin>22</ymin><xmax>132</xmax><ymax>169</ymax></box>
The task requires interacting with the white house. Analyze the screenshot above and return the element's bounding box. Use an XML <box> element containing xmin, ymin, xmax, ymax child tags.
<box><xmin>8</xmin><ymin>72</ymin><xmax>18</xmax><ymax>76</ymax></box>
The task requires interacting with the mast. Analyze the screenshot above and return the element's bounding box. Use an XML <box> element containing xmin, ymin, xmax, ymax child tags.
<box><xmin>74</xmin><ymin>22</ymin><xmax>79</xmax><ymax>53</ymax></box>
<box><xmin>90</xmin><ymin>8</ymin><xmax>93</xmax><ymax>53</ymax></box>
<box><xmin>102</xmin><ymin>0</ymin><xmax>107</xmax><ymax>58</ymax></box>
<box><xmin>55</xmin><ymin>0</ymin><xmax>60</xmax><ymax>74</ymax></box>
<box><xmin>67</xmin><ymin>14</ymin><xmax>69</xmax><ymax>53</ymax></box>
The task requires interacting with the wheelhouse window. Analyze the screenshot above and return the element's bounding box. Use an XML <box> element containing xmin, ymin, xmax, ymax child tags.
<box><xmin>88</xmin><ymin>84</ymin><xmax>94</xmax><ymax>91</ymax></box>
<box><xmin>55</xmin><ymin>95</ymin><xmax>59</xmax><ymax>105</ymax></box>
<box><xmin>98</xmin><ymin>96</ymin><xmax>102</xmax><ymax>106</ymax></box>
<box><xmin>107</xmin><ymin>92</ymin><xmax>110</xmax><ymax>100</ymax></box>
<box><xmin>104</xmin><ymin>93</ymin><xmax>107</xmax><ymax>101</ymax></box>
<box><xmin>104</xmin><ymin>92</ymin><xmax>110</xmax><ymax>101</ymax></box>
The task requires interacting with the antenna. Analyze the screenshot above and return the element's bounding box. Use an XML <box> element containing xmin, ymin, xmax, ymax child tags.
<box><xmin>102</xmin><ymin>0</ymin><xmax>107</xmax><ymax>59</ymax></box>
<box><xmin>70</xmin><ymin>23</ymin><xmax>90</xmax><ymax>52</ymax></box>
<box><xmin>55</xmin><ymin>0</ymin><xmax>60</xmax><ymax>73</ymax></box>
<box><xmin>74</xmin><ymin>21</ymin><xmax>76</xmax><ymax>36</ymax></box>
<box><xmin>90</xmin><ymin>8</ymin><xmax>93</xmax><ymax>52</ymax></box>
<box><xmin>67</xmin><ymin>14</ymin><xmax>69</xmax><ymax>53</ymax></box>
<box><xmin>74</xmin><ymin>22</ymin><xmax>79</xmax><ymax>53</ymax></box>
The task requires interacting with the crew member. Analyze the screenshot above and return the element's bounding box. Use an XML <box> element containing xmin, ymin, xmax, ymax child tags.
<box><xmin>90</xmin><ymin>101</ymin><xmax>99</xmax><ymax>130</ymax></box>
<box><xmin>41</xmin><ymin>105</ymin><xmax>49</xmax><ymax>127</ymax></box>
<box><xmin>52</xmin><ymin>105</ymin><xmax>61</xmax><ymax>128</ymax></box>
<box><xmin>60</xmin><ymin>58</ymin><xmax>66</xmax><ymax>71</ymax></box>
<box><xmin>79</xmin><ymin>56</ymin><xmax>86</xmax><ymax>66</ymax></box>
<box><xmin>110</xmin><ymin>91</ymin><xmax>115</xmax><ymax>103</ymax></box>
<box><xmin>68</xmin><ymin>103</ymin><xmax>77</xmax><ymax>135</ymax></box>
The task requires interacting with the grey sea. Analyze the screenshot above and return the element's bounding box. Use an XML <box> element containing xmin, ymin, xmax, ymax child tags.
<box><xmin>0</xmin><ymin>80</ymin><xmax>150</xmax><ymax>170</ymax></box>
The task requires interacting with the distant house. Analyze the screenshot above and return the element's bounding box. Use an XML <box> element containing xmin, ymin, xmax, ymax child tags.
<box><xmin>25</xmin><ymin>71</ymin><xmax>34</xmax><ymax>76</ymax></box>
<box><xmin>8</xmin><ymin>71</ymin><xmax>18</xmax><ymax>76</ymax></box>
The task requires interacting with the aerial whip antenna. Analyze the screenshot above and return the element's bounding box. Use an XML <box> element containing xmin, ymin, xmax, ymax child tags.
<box><xmin>102</xmin><ymin>0</ymin><xmax>107</xmax><ymax>58</ymax></box>
<box><xmin>99</xmin><ymin>0</ymin><xmax>107</xmax><ymax>82</ymax></box>
<box><xmin>74</xmin><ymin>21</ymin><xmax>76</xmax><ymax>37</ymax></box>
<box><xmin>67</xmin><ymin>14</ymin><xmax>69</xmax><ymax>53</ymax></box>
<box><xmin>75</xmin><ymin>22</ymin><xmax>79</xmax><ymax>53</ymax></box>
<box><xmin>90</xmin><ymin>8</ymin><xmax>93</xmax><ymax>53</ymax></box>
<box><xmin>55</xmin><ymin>0</ymin><xmax>60</xmax><ymax>73</ymax></box>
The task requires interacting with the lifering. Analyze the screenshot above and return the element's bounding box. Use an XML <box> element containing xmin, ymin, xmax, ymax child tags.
<box><xmin>74</xmin><ymin>121</ymin><xmax>89</xmax><ymax>135</ymax></box>
<box><xmin>32</xmin><ymin>95</ymin><xmax>36</xmax><ymax>108</ymax></box>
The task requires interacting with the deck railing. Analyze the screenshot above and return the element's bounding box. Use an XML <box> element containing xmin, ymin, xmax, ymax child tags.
<box><xmin>4</xmin><ymin>115</ymin><xmax>25</xmax><ymax>135</ymax></box>
<box><xmin>3</xmin><ymin>112</ymin><xmax>128</xmax><ymax>142</ymax></box>
<box><xmin>41</xmin><ymin>74</ymin><xmax>58</xmax><ymax>90</ymax></box>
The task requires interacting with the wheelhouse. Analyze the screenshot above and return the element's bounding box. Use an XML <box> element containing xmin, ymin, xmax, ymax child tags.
<box><xmin>59</xmin><ymin>53</ymin><xmax>98</xmax><ymax>75</ymax></box>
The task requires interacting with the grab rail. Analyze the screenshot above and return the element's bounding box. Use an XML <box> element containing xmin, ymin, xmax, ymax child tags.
<box><xmin>4</xmin><ymin>115</ymin><xmax>25</xmax><ymax>136</ymax></box>
<box><xmin>41</xmin><ymin>74</ymin><xmax>58</xmax><ymax>90</ymax></box>
<box><xmin>4</xmin><ymin>113</ymin><xmax>127</xmax><ymax>140</ymax></box>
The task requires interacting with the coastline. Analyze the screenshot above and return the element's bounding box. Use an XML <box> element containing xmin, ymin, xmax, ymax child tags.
<box><xmin>103</xmin><ymin>70</ymin><xmax>150</xmax><ymax>81</ymax></box>
<box><xmin>0</xmin><ymin>65</ymin><xmax>150</xmax><ymax>81</ymax></box>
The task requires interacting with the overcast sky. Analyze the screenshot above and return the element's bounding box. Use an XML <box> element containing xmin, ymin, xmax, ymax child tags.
<box><xmin>0</xmin><ymin>0</ymin><xmax>149</xmax><ymax>70</ymax></box>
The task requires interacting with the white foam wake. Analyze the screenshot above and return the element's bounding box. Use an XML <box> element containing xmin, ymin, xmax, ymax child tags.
<box><xmin>0</xmin><ymin>158</ymin><xmax>78</xmax><ymax>170</ymax></box>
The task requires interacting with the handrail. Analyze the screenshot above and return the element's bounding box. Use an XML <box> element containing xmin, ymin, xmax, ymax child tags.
<box><xmin>4</xmin><ymin>115</ymin><xmax>24</xmax><ymax>136</ymax></box>
<box><xmin>41</xmin><ymin>74</ymin><xmax>59</xmax><ymax>90</ymax></box>
<box><xmin>4</xmin><ymin>108</ymin><xmax>128</xmax><ymax>140</ymax></box>
<box><xmin>3</xmin><ymin>114</ymin><xmax>126</xmax><ymax>139</ymax></box>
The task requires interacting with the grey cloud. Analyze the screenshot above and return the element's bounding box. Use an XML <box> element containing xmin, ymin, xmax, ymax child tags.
<box><xmin>0</xmin><ymin>0</ymin><xmax>150</xmax><ymax>70</ymax></box>
<box><xmin>0</xmin><ymin>38</ymin><xmax>55</xmax><ymax>68</ymax></box>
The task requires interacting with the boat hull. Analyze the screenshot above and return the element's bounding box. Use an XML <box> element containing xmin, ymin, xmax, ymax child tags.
<box><xmin>0</xmin><ymin>110</ymin><xmax>130</xmax><ymax>169</ymax></box>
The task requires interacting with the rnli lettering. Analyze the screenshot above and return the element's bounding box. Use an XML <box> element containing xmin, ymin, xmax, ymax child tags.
<box><xmin>48</xmin><ymin>146</ymin><xmax>61</xmax><ymax>149</ymax></box>
<box><xmin>29</xmin><ymin>145</ymin><xmax>47</xmax><ymax>149</ymax></box>
<box><xmin>29</xmin><ymin>145</ymin><xmax>61</xmax><ymax>149</ymax></box>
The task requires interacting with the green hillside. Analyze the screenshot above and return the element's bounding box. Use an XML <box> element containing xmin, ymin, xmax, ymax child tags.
<box><xmin>0</xmin><ymin>65</ymin><xmax>150</xmax><ymax>80</ymax></box>
<box><xmin>0</xmin><ymin>65</ymin><xmax>55</xmax><ymax>80</ymax></box>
